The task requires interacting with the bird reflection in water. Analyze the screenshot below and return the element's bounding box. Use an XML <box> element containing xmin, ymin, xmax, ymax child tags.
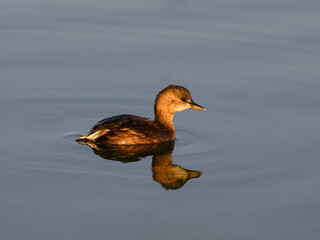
<box><xmin>76</xmin><ymin>140</ymin><xmax>202</xmax><ymax>190</ymax></box>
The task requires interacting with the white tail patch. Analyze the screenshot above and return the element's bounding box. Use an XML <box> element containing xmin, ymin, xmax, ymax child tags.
<box><xmin>76</xmin><ymin>129</ymin><xmax>110</xmax><ymax>141</ymax></box>
<box><xmin>86</xmin><ymin>131</ymin><xmax>102</xmax><ymax>140</ymax></box>
<box><xmin>76</xmin><ymin>132</ymin><xmax>101</xmax><ymax>141</ymax></box>
<box><xmin>76</xmin><ymin>135</ymin><xmax>88</xmax><ymax>140</ymax></box>
<box><xmin>87</xmin><ymin>129</ymin><xmax>111</xmax><ymax>140</ymax></box>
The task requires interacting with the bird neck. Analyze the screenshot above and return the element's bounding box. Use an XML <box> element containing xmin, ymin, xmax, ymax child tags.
<box><xmin>154</xmin><ymin>104</ymin><xmax>175</xmax><ymax>135</ymax></box>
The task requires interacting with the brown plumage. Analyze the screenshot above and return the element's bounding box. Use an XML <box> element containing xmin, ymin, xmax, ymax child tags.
<box><xmin>76</xmin><ymin>85</ymin><xmax>205</xmax><ymax>145</ymax></box>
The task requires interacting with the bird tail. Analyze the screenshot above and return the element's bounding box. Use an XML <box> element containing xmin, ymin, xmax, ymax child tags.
<box><xmin>75</xmin><ymin>135</ymin><xmax>88</xmax><ymax>141</ymax></box>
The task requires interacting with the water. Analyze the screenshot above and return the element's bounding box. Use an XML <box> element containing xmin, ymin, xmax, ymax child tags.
<box><xmin>1</xmin><ymin>0</ymin><xmax>320</xmax><ymax>239</ymax></box>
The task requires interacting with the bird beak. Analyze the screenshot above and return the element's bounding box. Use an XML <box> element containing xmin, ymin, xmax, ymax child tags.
<box><xmin>187</xmin><ymin>101</ymin><xmax>206</xmax><ymax>111</ymax></box>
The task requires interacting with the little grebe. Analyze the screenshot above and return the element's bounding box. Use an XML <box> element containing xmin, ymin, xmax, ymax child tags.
<box><xmin>76</xmin><ymin>85</ymin><xmax>205</xmax><ymax>145</ymax></box>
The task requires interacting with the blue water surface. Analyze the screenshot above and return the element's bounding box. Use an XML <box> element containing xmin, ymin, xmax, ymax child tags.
<box><xmin>1</xmin><ymin>1</ymin><xmax>320</xmax><ymax>240</ymax></box>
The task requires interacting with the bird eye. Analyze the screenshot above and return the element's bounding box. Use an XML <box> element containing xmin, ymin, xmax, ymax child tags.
<box><xmin>181</xmin><ymin>98</ymin><xmax>187</xmax><ymax>102</ymax></box>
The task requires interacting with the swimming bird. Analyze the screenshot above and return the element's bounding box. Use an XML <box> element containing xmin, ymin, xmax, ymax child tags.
<box><xmin>76</xmin><ymin>85</ymin><xmax>205</xmax><ymax>145</ymax></box>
